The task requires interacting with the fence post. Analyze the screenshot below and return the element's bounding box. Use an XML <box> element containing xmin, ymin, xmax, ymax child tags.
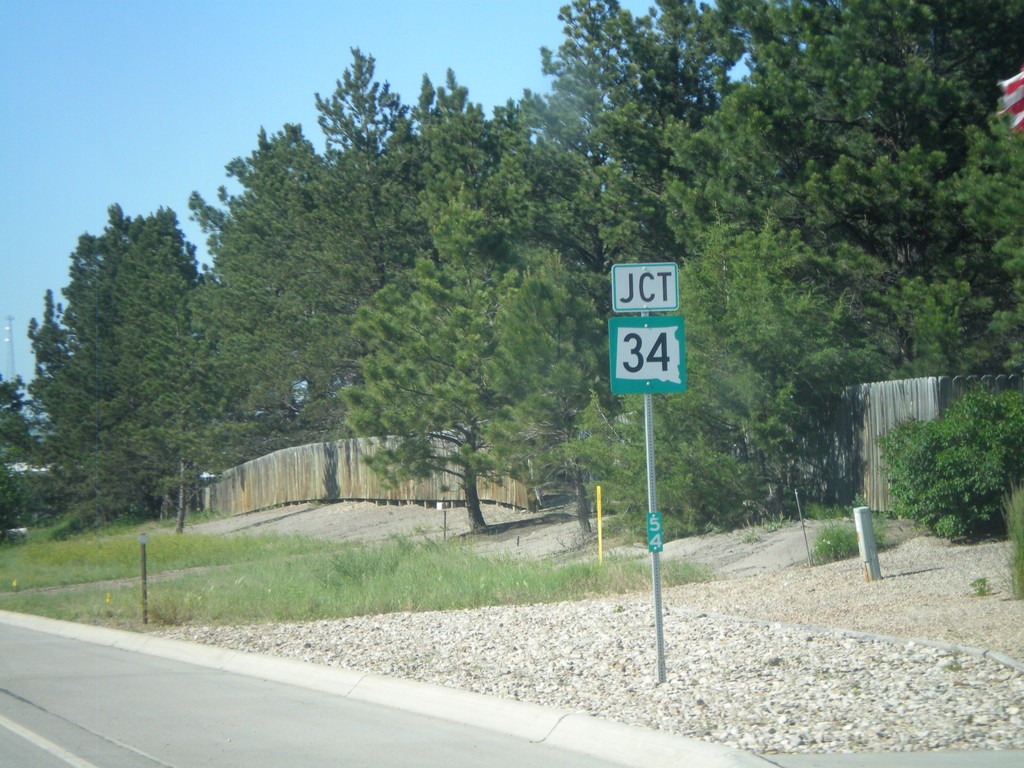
<box><xmin>853</xmin><ymin>506</ymin><xmax>882</xmax><ymax>582</ymax></box>
<box><xmin>140</xmin><ymin>533</ymin><xmax>149</xmax><ymax>624</ymax></box>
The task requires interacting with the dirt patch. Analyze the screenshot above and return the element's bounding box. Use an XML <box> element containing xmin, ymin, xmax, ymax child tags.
<box><xmin>656</xmin><ymin>517</ymin><xmax>920</xmax><ymax>576</ymax></box>
<box><xmin>189</xmin><ymin>501</ymin><xmax>591</xmax><ymax>559</ymax></box>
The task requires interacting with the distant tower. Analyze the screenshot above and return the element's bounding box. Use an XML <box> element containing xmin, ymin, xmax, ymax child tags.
<box><xmin>3</xmin><ymin>315</ymin><xmax>14</xmax><ymax>381</ymax></box>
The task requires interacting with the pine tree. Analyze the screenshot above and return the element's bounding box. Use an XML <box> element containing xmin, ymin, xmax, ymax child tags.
<box><xmin>675</xmin><ymin>0</ymin><xmax>1024</xmax><ymax>374</ymax></box>
<box><xmin>347</xmin><ymin>258</ymin><xmax>507</xmax><ymax>531</ymax></box>
<box><xmin>490</xmin><ymin>252</ymin><xmax>604</xmax><ymax>531</ymax></box>
<box><xmin>0</xmin><ymin>376</ymin><xmax>36</xmax><ymax>532</ymax></box>
<box><xmin>29</xmin><ymin>206</ymin><xmax>205</xmax><ymax>526</ymax></box>
<box><xmin>191</xmin><ymin>51</ymin><xmax>429</xmax><ymax>461</ymax></box>
<box><xmin>191</xmin><ymin>125</ymin><xmax>353</xmax><ymax>458</ymax></box>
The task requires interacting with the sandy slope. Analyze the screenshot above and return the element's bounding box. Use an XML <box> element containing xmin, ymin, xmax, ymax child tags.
<box><xmin>188</xmin><ymin>500</ymin><xmax>912</xmax><ymax>576</ymax></box>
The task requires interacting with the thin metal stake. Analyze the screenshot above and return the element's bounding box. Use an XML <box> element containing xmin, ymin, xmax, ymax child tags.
<box><xmin>795</xmin><ymin>489</ymin><xmax>813</xmax><ymax>566</ymax></box>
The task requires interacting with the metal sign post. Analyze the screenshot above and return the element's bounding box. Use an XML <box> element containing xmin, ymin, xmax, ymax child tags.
<box><xmin>609</xmin><ymin>264</ymin><xmax>682</xmax><ymax>686</ymax></box>
<box><xmin>644</xmin><ymin>404</ymin><xmax>667</xmax><ymax>683</ymax></box>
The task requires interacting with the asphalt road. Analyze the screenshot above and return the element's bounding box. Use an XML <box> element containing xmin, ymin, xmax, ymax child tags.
<box><xmin>0</xmin><ymin>622</ymin><xmax>633</xmax><ymax>768</ymax></box>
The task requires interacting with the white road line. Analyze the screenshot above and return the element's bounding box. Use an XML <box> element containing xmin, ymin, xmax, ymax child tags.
<box><xmin>0</xmin><ymin>712</ymin><xmax>102</xmax><ymax>768</ymax></box>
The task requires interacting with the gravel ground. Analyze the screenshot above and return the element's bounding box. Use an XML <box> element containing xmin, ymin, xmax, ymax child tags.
<box><xmin>158</xmin><ymin>534</ymin><xmax>1024</xmax><ymax>756</ymax></box>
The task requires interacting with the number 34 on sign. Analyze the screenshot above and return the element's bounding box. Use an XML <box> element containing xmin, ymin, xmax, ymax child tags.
<box><xmin>608</xmin><ymin>315</ymin><xmax>686</xmax><ymax>394</ymax></box>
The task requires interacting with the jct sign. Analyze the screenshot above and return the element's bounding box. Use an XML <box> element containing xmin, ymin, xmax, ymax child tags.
<box><xmin>611</xmin><ymin>263</ymin><xmax>678</xmax><ymax>313</ymax></box>
<box><xmin>607</xmin><ymin>261</ymin><xmax>683</xmax><ymax>685</ymax></box>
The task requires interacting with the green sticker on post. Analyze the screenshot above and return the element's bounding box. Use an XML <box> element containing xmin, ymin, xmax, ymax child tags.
<box><xmin>647</xmin><ymin>511</ymin><xmax>663</xmax><ymax>553</ymax></box>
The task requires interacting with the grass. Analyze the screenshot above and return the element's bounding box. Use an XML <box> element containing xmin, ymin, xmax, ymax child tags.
<box><xmin>0</xmin><ymin>526</ymin><xmax>713</xmax><ymax>628</ymax></box>
<box><xmin>1005</xmin><ymin>483</ymin><xmax>1024</xmax><ymax>599</ymax></box>
<box><xmin>0</xmin><ymin>524</ymin><xmax>327</xmax><ymax>592</ymax></box>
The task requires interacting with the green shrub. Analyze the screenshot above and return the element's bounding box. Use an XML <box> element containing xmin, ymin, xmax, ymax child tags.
<box><xmin>881</xmin><ymin>390</ymin><xmax>1024</xmax><ymax>540</ymax></box>
<box><xmin>813</xmin><ymin>521</ymin><xmax>859</xmax><ymax>563</ymax></box>
<box><xmin>1005</xmin><ymin>483</ymin><xmax>1024</xmax><ymax>599</ymax></box>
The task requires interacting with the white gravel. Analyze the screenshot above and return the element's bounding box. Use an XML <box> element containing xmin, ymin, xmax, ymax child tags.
<box><xmin>158</xmin><ymin>535</ymin><xmax>1024</xmax><ymax>756</ymax></box>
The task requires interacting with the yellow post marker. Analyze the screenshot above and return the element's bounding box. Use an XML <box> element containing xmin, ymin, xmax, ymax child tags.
<box><xmin>597</xmin><ymin>485</ymin><xmax>603</xmax><ymax>564</ymax></box>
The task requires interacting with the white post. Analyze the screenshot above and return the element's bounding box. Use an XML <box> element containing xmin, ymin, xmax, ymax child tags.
<box><xmin>853</xmin><ymin>506</ymin><xmax>882</xmax><ymax>582</ymax></box>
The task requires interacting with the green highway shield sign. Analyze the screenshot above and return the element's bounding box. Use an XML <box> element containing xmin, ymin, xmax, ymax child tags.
<box><xmin>608</xmin><ymin>316</ymin><xmax>686</xmax><ymax>394</ymax></box>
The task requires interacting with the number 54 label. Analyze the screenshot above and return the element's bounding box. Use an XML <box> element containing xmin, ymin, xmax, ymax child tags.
<box><xmin>647</xmin><ymin>511</ymin><xmax>664</xmax><ymax>553</ymax></box>
<box><xmin>608</xmin><ymin>316</ymin><xmax>686</xmax><ymax>394</ymax></box>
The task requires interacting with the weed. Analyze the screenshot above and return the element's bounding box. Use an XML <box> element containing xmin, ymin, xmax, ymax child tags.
<box><xmin>737</xmin><ymin>513</ymin><xmax>786</xmax><ymax>543</ymax></box>
<box><xmin>149</xmin><ymin>592</ymin><xmax>201</xmax><ymax>626</ymax></box>
<box><xmin>970</xmin><ymin>577</ymin><xmax>993</xmax><ymax>597</ymax></box>
<box><xmin>813</xmin><ymin>522</ymin><xmax>859</xmax><ymax>564</ymax></box>
<box><xmin>739</xmin><ymin>527</ymin><xmax>761</xmax><ymax>544</ymax></box>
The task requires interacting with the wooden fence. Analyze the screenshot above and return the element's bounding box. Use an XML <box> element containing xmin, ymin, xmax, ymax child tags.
<box><xmin>206</xmin><ymin>375</ymin><xmax>1022</xmax><ymax>517</ymax></box>
<box><xmin>837</xmin><ymin>375</ymin><xmax>1024</xmax><ymax>511</ymax></box>
<box><xmin>204</xmin><ymin>437</ymin><xmax>531</xmax><ymax>517</ymax></box>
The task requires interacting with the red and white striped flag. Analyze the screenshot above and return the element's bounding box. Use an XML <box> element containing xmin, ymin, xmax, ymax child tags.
<box><xmin>999</xmin><ymin>65</ymin><xmax>1024</xmax><ymax>133</ymax></box>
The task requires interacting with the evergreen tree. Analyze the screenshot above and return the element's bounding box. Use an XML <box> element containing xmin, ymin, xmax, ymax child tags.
<box><xmin>347</xmin><ymin>70</ymin><xmax>527</xmax><ymax>530</ymax></box>
<box><xmin>518</xmin><ymin>0</ymin><xmax>727</xmax><ymax>277</ymax></box>
<box><xmin>673</xmin><ymin>221</ymin><xmax>866</xmax><ymax>523</ymax></box>
<box><xmin>29</xmin><ymin>206</ymin><xmax>204</xmax><ymax>526</ymax></box>
<box><xmin>192</xmin><ymin>51</ymin><xmax>428</xmax><ymax>461</ymax></box>
<box><xmin>674</xmin><ymin>0</ymin><xmax>1024</xmax><ymax>375</ymax></box>
<box><xmin>0</xmin><ymin>376</ymin><xmax>35</xmax><ymax>532</ymax></box>
<box><xmin>347</xmin><ymin>258</ymin><xmax>508</xmax><ymax>531</ymax></box>
<box><xmin>0</xmin><ymin>376</ymin><xmax>34</xmax><ymax>463</ymax></box>
<box><xmin>490</xmin><ymin>252</ymin><xmax>604</xmax><ymax>531</ymax></box>
<box><xmin>315</xmin><ymin>48</ymin><xmax>427</xmax><ymax>297</ymax></box>
<box><xmin>191</xmin><ymin>124</ymin><xmax>352</xmax><ymax>459</ymax></box>
<box><xmin>955</xmin><ymin>124</ymin><xmax>1024</xmax><ymax>373</ymax></box>
<box><xmin>109</xmin><ymin>210</ymin><xmax>214</xmax><ymax>530</ymax></box>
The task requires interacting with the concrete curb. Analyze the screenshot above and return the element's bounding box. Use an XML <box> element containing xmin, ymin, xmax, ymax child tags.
<box><xmin>0</xmin><ymin>610</ymin><xmax>770</xmax><ymax>768</ymax></box>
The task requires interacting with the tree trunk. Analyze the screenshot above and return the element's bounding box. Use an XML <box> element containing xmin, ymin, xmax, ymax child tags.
<box><xmin>573</xmin><ymin>468</ymin><xmax>592</xmax><ymax>534</ymax></box>
<box><xmin>463</xmin><ymin>467</ymin><xmax>488</xmax><ymax>532</ymax></box>
<box><xmin>175</xmin><ymin>458</ymin><xmax>186</xmax><ymax>534</ymax></box>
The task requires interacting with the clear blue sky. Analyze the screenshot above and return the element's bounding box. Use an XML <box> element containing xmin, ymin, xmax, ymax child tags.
<box><xmin>1</xmin><ymin>0</ymin><xmax>651</xmax><ymax>381</ymax></box>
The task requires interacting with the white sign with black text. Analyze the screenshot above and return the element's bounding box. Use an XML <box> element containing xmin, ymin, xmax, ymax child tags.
<box><xmin>611</xmin><ymin>262</ymin><xmax>679</xmax><ymax>313</ymax></box>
